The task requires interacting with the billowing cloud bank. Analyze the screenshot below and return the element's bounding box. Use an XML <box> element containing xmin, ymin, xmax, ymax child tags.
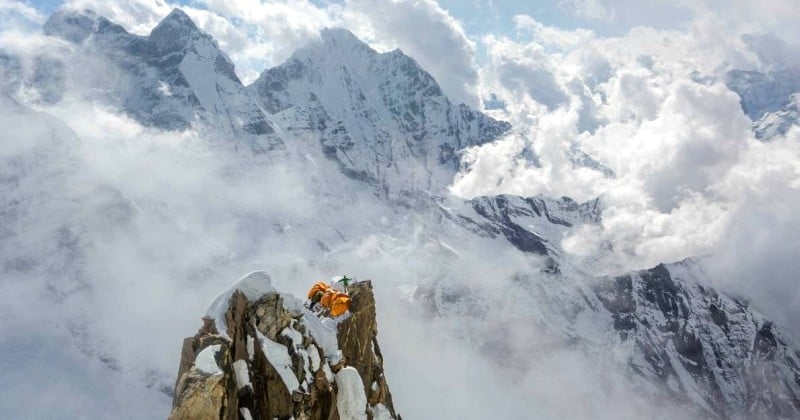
<box><xmin>451</xmin><ymin>6</ymin><xmax>800</xmax><ymax>334</ymax></box>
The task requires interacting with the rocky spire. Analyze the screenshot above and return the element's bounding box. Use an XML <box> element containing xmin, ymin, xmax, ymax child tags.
<box><xmin>170</xmin><ymin>275</ymin><xmax>399</xmax><ymax>420</ymax></box>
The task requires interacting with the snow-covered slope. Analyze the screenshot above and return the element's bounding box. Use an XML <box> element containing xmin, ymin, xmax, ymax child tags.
<box><xmin>753</xmin><ymin>93</ymin><xmax>800</xmax><ymax>139</ymax></box>
<box><xmin>456</xmin><ymin>194</ymin><xmax>602</xmax><ymax>257</ymax></box>
<box><xmin>725</xmin><ymin>68</ymin><xmax>800</xmax><ymax>139</ymax></box>
<box><xmin>419</xmin><ymin>254</ymin><xmax>800</xmax><ymax>419</ymax></box>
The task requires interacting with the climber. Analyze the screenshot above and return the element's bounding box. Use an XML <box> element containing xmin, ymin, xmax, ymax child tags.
<box><xmin>331</xmin><ymin>275</ymin><xmax>352</xmax><ymax>293</ymax></box>
<box><xmin>306</xmin><ymin>276</ymin><xmax>353</xmax><ymax>317</ymax></box>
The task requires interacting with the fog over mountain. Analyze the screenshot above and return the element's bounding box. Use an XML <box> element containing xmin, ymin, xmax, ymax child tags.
<box><xmin>1</xmin><ymin>1</ymin><xmax>800</xmax><ymax>419</ymax></box>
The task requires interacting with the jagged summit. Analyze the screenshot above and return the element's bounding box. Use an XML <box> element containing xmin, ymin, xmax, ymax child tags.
<box><xmin>150</xmin><ymin>9</ymin><xmax>206</xmax><ymax>53</ymax></box>
<box><xmin>170</xmin><ymin>272</ymin><xmax>398</xmax><ymax>420</ymax></box>
<box><xmin>248</xmin><ymin>26</ymin><xmax>510</xmax><ymax>195</ymax></box>
<box><xmin>754</xmin><ymin>92</ymin><xmax>800</xmax><ymax>139</ymax></box>
<box><xmin>40</xmin><ymin>8</ymin><xmax>278</xmax><ymax>148</ymax></box>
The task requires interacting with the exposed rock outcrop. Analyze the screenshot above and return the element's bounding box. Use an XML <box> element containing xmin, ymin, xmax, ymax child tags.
<box><xmin>170</xmin><ymin>273</ymin><xmax>398</xmax><ymax>420</ymax></box>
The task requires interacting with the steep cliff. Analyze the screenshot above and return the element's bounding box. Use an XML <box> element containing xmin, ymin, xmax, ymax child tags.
<box><xmin>170</xmin><ymin>272</ymin><xmax>398</xmax><ymax>420</ymax></box>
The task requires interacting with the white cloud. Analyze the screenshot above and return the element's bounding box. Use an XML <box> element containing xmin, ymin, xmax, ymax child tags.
<box><xmin>342</xmin><ymin>0</ymin><xmax>480</xmax><ymax>107</ymax></box>
<box><xmin>0</xmin><ymin>0</ymin><xmax>44</xmax><ymax>22</ymax></box>
<box><xmin>559</xmin><ymin>0</ymin><xmax>613</xmax><ymax>22</ymax></box>
<box><xmin>482</xmin><ymin>33</ymin><xmax>568</xmax><ymax>110</ymax></box>
<box><xmin>704</xmin><ymin>130</ymin><xmax>800</xmax><ymax>335</ymax></box>
<box><xmin>453</xmin><ymin>9</ymin><xmax>800</xmax><ymax>332</ymax></box>
<box><xmin>198</xmin><ymin>0</ymin><xmax>337</xmax><ymax>81</ymax></box>
<box><xmin>694</xmin><ymin>0</ymin><xmax>800</xmax><ymax>43</ymax></box>
<box><xmin>0</xmin><ymin>0</ymin><xmax>45</xmax><ymax>31</ymax></box>
<box><xmin>62</xmin><ymin>0</ymin><xmax>172</xmax><ymax>35</ymax></box>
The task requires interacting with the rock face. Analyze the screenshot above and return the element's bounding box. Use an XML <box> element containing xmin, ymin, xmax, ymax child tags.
<box><xmin>170</xmin><ymin>275</ymin><xmax>398</xmax><ymax>420</ymax></box>
<box><xmin>596</xmin><ymin>261</ymin><xmax>800</xmax><ymax>419</ymax></box>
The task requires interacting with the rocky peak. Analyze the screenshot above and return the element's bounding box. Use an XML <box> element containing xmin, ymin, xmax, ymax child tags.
<box><xmin>725</xmin><ymin>67</ymin><xmax>800</xmax><ymax>140</ymax></box>
<box><xmin>154</xmin><ymin>9</ymin><xmax>198</xmax><ymax>34</ymax></box>
<box><xmin>170</xmin><ymin>272</ymin><xmax>399</xmax><ymax>420</ymax></box>
<box><xmin>38</xmin><ymin>8</ymin><xmax>278</xmax><ymax>148</ymax></box>
<box><xmin>248</xmin><ymin>28</ymin><xmax>510</xmax><ymax>196</ymax></box>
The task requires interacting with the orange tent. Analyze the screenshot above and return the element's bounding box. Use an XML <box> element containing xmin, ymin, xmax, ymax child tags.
<box><xmin>307</xmin><ymin>281</ymin><xmax>332</xmax><ymax>300</ymax></box>
<box><xmin>308</xmin><ymin>282</ymin><xmax>351</xmax><ymax>317</ymax></box>
<box><xmin>321</xmin><ymin>290</ymin><xmax>351</xmax><ymax>317</ymax></box>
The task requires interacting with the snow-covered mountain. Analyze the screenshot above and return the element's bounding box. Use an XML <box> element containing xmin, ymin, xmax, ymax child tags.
<box><xmin>248</xmin><ymin>28</ymin><xmax>510</xmax><ymax>196</ymax></box>
<box><xmin>726</xmin><ymin>68</ymin><xmax>800</xmax><ymax>139</ymax></box>
<box><xmin>596</xmin><ymin>261</ymin><xmax>800</xmax><ymax>418</ymax></box>
<box><xmin>3</xmin><ymin>8</ymin><xmax>800</xmax><ymax>419</ymax></box>
<box><xmin>42</xmin><ymin>8</ymin><xmax>283</xmax><ymax>152</ymax></box>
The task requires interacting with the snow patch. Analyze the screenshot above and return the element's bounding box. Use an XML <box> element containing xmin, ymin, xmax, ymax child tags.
<box><xmin>323</xmin><ymin>362</ymin><xmax>334</xmax><ymax>383</ymax></box>
<box><xmin>233</xmin><ymin>359</ymin><xmax>252</xmax><ymax>390</ymax></box>
<box><xmin>195</xmin><ymin>344</ymin><xmax>223</xmax><ymax>376</ymax></box>
<box><xmin>158</xmin><ymin>81</ymin><xmax>172</xmax><ymax>96</ymax></box>
<box><xmin>281</xmin><ymin>324</ymin><xmax>313</xmax><ymax>391</ymax></box>
<box><xmin>247</xmin><ymin>336</ymin><xmax>255</xmax><ymax>360</ymax></box>
<box><xmin>239</xmin><ymin>407</ymin><xmax>253</xmax><ymax>420</ymax></box>
<box><xmin>335</xmin><ymin>367</ymin><xmax>367</xmax><ymax>420</ymax></box>
<box><xmin>308</xmin><ymin>345</ymin><xmax>321</xmax><ymax>372</ymax></box>
<box><xmin>301</xmin><ymin>307</ymin><xmax>343</xmax><ymax>364</ymax></box>
<box><xmin>206</xmin><ymin>271</ymin><xmax>275</xmax><ymax>338</ymax></box>
<box><xmin>256</xmin><ymin>330</ymin><xmax>299</xmax><ymax>393</ymax></box>
<box><xmin>372</xmin><ymin>403</ymin><xmax>393</xmax><ymax>420</ymax></box>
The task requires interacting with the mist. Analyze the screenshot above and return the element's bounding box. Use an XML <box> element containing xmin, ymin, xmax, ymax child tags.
<box><xmin>0</xmin><ymin>90</ymin><xmax>698</xmax><ymax>418</ymax></box>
